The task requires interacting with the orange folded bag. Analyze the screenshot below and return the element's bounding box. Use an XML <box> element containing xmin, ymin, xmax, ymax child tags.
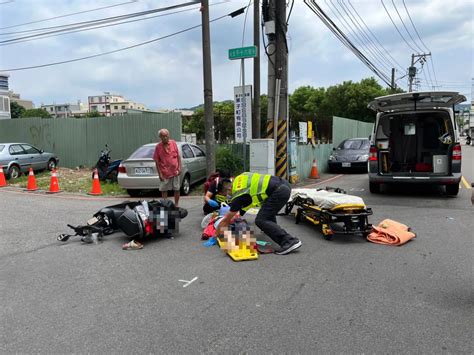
<box><xmin>367</xmin><ymin>219</ymin><xmax>416</xmax><ymax>246</ymax></box>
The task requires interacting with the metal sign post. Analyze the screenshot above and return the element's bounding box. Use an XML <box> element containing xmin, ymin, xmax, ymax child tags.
<box><xmin>229</xmin><ymin>46</ymin><xmax>257</xmax><ymax>172</ymax></box>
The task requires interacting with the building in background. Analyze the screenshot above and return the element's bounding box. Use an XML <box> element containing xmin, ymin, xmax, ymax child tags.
<box><xmin>41</xmin><ymin>101</ymin><xmax>88</xmax><ymax>118</ymax></box>
<box><xmin>8</xmin><ymin>90</ymin><xmax>34</xmax><ymax>110</ymax></box>
<box><xmin>0</xmin><ymin>73</ymin><xmax>11</xmax><ymax>119</ymax></box>
<box><xmin>88</xmin><ymin>92</ymin><xmax>148</xmax><ymax>116</ymax></box>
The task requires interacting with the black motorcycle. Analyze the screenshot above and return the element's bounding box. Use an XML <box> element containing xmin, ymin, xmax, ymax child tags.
<box><xmin>466</xmin><ymin>135</ymin><xmax>471</xmax><ymax>145</ymax></box>
<box><xmin>57</xmin><ymin>199</ymin><xmax>188</xmax><ymax>244</ymax></box>
<box><xmin>93</xmin><ymin>145</ymin><xmax>122</xmax><ymax>182</ymax></box>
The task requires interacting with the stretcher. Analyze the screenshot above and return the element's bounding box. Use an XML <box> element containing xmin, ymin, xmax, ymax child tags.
<box><xmin>284</xmin><ymin>187</ymin><xmax>372</xmax><ymax>240</ymax></box>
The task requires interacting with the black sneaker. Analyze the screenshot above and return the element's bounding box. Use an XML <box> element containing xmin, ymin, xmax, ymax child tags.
<box><xmin>275</xmin><ymin>239</ymin><xmax>302</xmax><ymax>255</ymax></box>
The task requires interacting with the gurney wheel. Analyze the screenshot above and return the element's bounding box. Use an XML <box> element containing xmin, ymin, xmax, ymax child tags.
<box><xmin>323</xmin><ymin>234</ymin><xmax>332</xmax><ymax>241</ymax></box>
<box><xmin>284</xmin><ymin>202</ymin><xmax>294</xmax><ymax>215</ymax></box>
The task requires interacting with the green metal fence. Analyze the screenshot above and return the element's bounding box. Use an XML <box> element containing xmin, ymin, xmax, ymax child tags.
<box><xmin>295</xmin><ymin>143</ymin><xmax>334</xmax><ymax>178</ymax></box>
<box><xmin>332</xmin><ymin>116</ymin><xmax>374</xmax><ymax>147</ymax></box>
<box><xmin>0</xmin><ymin>113</ymin><xmax>181</xmax><ymax>168</ymax></box>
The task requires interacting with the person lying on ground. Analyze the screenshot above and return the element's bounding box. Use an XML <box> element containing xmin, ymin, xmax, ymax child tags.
<box><xmin>217</xmin><ymin>172</ymin><xmax>302</xmax><ymax>255</ymax></box>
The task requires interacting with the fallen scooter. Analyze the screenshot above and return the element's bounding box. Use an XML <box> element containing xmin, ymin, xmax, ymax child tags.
<box><xmin>57</xmin><ymin>199</ymin><xmax>188</xmax><ymax>244</ymax></box>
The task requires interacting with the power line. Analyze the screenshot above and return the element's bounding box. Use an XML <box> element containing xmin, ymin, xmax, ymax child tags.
<box><xmin>0</xmin><ymin>5</ymin><xmax>212</xmax><ymax>47</ymax></box>
<box><xmin>381</xmin><ymin>0</ymin><xmax>418</xmax><ymax>53</ymax></box>
<box><xmin>304</xmin><ymin>0</ymin><xmax>392</xmax><ymax>86</ymax></box>
<box><xmin>332</xmin><ymin>0</ymin><xmax>393</xmax><ymax>73</ymax></box>
<box><xmin>0</xmin><ymin>1</ymin><xmax>201</xmax><ymax>44</ymax></box>
<box><xmin>401</xmin><ymin>0</ymin><xmax>438</xmax><ymax>87</ymax></box>
<box><xmin>0</xmin><ymin>9</ymin><xmax>243</xmax><ymax>72</ymax></box>
<box><xmin>0</xmin><ymin>0</ymin><xmax>137</xmax><ymax>30</ymax></box>
<box><xmin>391</xmin><ymin>0</ymin><xmax>423</xmax><ymax>53</ymax></box>
<box><xmin>401</xmin><ymin>0</ymin><xmax>429</xmax><ymax>52</ymax></box>
<box><xmin>347</xmin><ymin>0</ymin><xmax>405</xmax><ymax>72</ymax></box>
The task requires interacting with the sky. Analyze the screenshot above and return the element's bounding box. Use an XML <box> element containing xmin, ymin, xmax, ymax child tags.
<box><xmin>0</xmin><ymin>0</ymin><xmax>472</xmax><ymax>110</ymax></box>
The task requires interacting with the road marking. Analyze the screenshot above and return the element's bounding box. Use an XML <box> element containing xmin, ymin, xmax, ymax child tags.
<box><xmin>461</xmin><ymin>176</ymin><xmax>471</xmax><ymax>189</ymax></box>
<box><xmin>179</xmin><ymin>276</ymin><xmax>198</xmax><ymax>288</ymax></box>
<box><xmin>303</xmin><ymin>174</ymin><xmax>344</xmax><ymax>188</ymax></box>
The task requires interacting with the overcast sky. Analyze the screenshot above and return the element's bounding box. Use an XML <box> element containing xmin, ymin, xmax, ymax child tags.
<box><xmin>0</xmin><ymin>0</ymin><xmax>472</xmax><ymax>109</ymax></box>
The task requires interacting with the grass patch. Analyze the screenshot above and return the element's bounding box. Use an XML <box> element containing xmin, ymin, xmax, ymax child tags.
<box><xmin>7</xmin><ymin>168</ymin><xmax>128</xmax><ymax>196</ymax></box>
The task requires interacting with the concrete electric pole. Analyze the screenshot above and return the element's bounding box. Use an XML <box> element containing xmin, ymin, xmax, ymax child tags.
<box><xmin>253</xmin><ymin>0</ymin><xmax>261</xmax><ymax>139</ymax></box>
<box><xmin>264</xmin><ymin>0</ymin><xmax>288</xmax><ymax>179</ymax></box>
<box><xmin>201</xmin><ymin>0</ymin><xmax>216</xmax><ymax>175</ymax></box>
<box><xmin>408</xmin><ymin>53</ymin><xmax>431</xmax><ymax>92</ymax></box>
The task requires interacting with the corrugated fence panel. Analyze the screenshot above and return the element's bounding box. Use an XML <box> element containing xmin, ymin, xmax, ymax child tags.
<box><xmin>0</xmin><ymin>113</ymin><xmax>181</xmax><ymax>168</ymax></box>
<box><xmin>332</xmin><ymin>116</ymin><xmax>374</xmax><ymax>147</ymax></box>
<box><xmin>296</xmin><ymin>143</ymin><xmax>334</xmax><ymax>177</ymax></box>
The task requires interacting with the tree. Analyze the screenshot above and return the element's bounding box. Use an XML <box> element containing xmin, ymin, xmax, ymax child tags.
<box><xmin>85</xmin><ymin>111</ymin><xmax>102</xmax><ymax>118</ymax></box>
<box><xmin>20</xmin><ymin>108</ymin><xmax>51</xmax><ymax>118</ymax></box>
<box><xmin>10</xmin><ymin>101</ymin><xmax>25</xmax><ymax>118</ymax></box>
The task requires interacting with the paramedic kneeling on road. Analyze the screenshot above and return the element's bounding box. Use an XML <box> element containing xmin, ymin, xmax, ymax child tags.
<box><xmin>218</xmin><ymin>172</ymin><xmax>302</xmax><ymax>255</ymax></box>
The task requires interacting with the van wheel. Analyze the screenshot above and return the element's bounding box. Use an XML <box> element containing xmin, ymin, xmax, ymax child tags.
<box><xmin>181</xmin><ymin>174</ymin><xmax>190</xmax><ymax>196</ymax></box>
<box><xmin>369</xmin><ymin>182</ymin><xmax>381</xmax><ymax>194</ymax></box>
<box><xmin>445</xmin><ymin>184</ymin><xmax>459</xmax><ymax>196</ymax></box>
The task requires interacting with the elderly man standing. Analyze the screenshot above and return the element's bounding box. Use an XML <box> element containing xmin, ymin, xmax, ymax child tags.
<box><xmin>153</xmin><ymin>128</ymin><xmax>182</xmax><ymax>207</ymax></box>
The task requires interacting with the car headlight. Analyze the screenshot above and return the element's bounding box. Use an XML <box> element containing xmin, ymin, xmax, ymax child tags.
<box><xmin>329</xmin><ymin>155</ymin><xmax>334</xmax><ymax>161</ymax></box>
<box><xmin>358</xmin><ymin>154</ymin><xmax>369</xmax><ymax>161</ymax></box>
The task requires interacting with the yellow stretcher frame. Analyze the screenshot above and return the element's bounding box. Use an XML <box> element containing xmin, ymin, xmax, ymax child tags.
<box><xmin>285</xmin><ymin>192</ymin><xmax>373</xmax><ymax>240</ymax></box>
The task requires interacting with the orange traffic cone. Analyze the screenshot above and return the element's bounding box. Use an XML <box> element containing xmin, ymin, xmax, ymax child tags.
<box><xmin>309</xmin><ymin>159</ymin><xmax>320</xmax><ymax>179</ymax></box>
<box><xmin>47</xmin><ymin>169</ymin><xmax>61</xmax><ymax>193</ymax></box>
<box><xmin>26</xmin><ymin>168</ymin><xmax>38</xmax><ymax>191</ymax></box>
<box><xmin>88</xmin><ymin>169</ymin><xmax>102</xmax><ymax>195</ymax></box>
<box><xmin>0</xmin><ymin>166</ymin><xmax>6</xmax><ymax>187</ymax></box>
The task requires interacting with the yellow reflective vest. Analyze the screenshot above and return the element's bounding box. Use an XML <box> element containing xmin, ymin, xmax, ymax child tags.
<box><xmin>231</xmin><ymin>172</ymin><xmax>271</xmax><ymax>211</ymax></box>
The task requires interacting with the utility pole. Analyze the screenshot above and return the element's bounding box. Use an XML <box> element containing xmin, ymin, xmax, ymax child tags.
<box><xmin>201</xmin><ymin>0</ymin><xmax>215</xmax><ymax>175</ymax></box>
<box><xmin>264</xmin><ymin>0</ymin><xmax>276</xmax><ymax>139</ymax></box>
<box><xmin>391</xmin><ymin>68</ymin><xmax>396</xmax><ymax>92</ymax></box>
<box><xmin>408</xmin><ymin>54</ymin><xmax>415</xmax><ymax>92</ymax></box>
<box><xmin>252</xmin><ymin>0</ymin><xmax>261</xmax><ymax>138</ymax></box>
<box><xmin>264</xmin><ymin>0</ymin><xmax>289</xmax><ymax>179</ymax></box>
<box><xmin>408</xmin><ymin>53</ymin><xmax>431</xmax><ymax>92</ymax></box>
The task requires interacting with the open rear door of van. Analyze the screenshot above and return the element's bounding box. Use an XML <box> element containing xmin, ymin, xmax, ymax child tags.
<box><xmin>368</xmin><ymin>91</ymin><xmax>466</xmax><ymax>112</ymax></box>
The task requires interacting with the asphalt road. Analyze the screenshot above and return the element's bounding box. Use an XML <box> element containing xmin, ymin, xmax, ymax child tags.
<box><xmin>1</xmin><ymin>148</ymin><xmax>472</xmax><ymax>353</ymax></box>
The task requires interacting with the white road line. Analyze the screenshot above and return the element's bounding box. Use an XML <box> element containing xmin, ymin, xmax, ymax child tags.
<box><xmin>303</xmin><ymin>174</ymin><xmax>344</xmax><ymax>188</ymax></box>
<box><xmin>179</xmin><ymin>276</ymin><xmax>198</xmax><ymax>288</ymax></box>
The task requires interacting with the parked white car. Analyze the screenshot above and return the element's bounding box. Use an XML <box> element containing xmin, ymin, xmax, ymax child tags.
<box><xmin>117</xmin><ymin>142</ymin><xmax>207</xmax><ymax>196</ymax></box>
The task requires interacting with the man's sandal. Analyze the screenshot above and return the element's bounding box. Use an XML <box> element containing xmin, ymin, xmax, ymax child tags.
<box><xmin>122</xmin><ymin>240</ymin><xmax>143</xmax><ymax>250</ymax></box>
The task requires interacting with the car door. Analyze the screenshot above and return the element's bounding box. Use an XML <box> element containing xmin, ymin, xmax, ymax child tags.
<box><xmin>189</xmin><ymin>144</ymin><xmax>207</xmax><ymax>181</ymax></box>
<box><xmin>8</xmin><ymin>144</ymin><xmax>29</xmax><ymax>172</ymax></box>
<box><xmin>21</xmin><ymin>144</ymin><xmax>44</xmax><ymax>171</ymax></box>
<box><xmin>180</xmin><ymin>143</ymin><xmax>196</xmax><ymax>183</ymax></box>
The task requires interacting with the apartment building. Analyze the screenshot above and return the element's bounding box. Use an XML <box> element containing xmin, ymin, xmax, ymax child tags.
<box><xmin>88</xmin><ymin>92</ymin><xmax>147</xmax><ymax>116</ymax></box>
<box><xmin>8</xmin><ymin>91</ymin><xmax>34</xmax><ymax>110</ymax></box>
<box><xmin>41</xmin><ymin>101</ymin><xmax>88</xmax><ymax>118</ymax></box>
<box><xmin>0</xmin><ymin>73</ymin><xmax>10</xmax><ymax>119</ymax></box>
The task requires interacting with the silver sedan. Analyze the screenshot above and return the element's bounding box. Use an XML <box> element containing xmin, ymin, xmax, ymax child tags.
<box><xmin>0</xmin><ymin>142</ymin><xmax>59</xmax><ymax>179</ymax></box>
<box><xmin>118</xmin><ymin>142</ymin><xmax>207</xmax><ymax>196</ymax></box>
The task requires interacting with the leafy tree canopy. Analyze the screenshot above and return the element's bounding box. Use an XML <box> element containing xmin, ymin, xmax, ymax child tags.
<box><xmin>10</xmin><ymin>101</ymin><xmax>26</xmax><ymax>119</ymax></box>
<box><xmin>20</xmin><ymin>108</ymin><xmax>51</xmax><ymax>118</ymax></box>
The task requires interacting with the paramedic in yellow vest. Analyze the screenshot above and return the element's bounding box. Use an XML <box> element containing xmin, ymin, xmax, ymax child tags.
<box><xmin>218</xmin><ymin>172</ymin><xmax>302</xmax><ymax>255</ymax></box>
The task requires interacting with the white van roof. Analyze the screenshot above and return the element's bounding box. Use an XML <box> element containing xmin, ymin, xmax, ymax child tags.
<box><xmin>368</xmin><ymin>91</ymin><xmax>466</xmax><ymax>112</ymax></box>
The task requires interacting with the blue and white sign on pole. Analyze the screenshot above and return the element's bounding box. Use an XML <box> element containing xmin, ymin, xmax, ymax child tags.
<box><xmin>234</xmin><ymin>85</ymin><xmax>252</xmax><ymax>143</ymax></box>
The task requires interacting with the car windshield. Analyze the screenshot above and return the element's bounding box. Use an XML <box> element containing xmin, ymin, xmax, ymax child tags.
<box><xmin>339</xmin><ymin>139</ymin><xmax>369</xmax><ymax>150</ymax></box>
<box><xmin>129</xmin><ymin>145</ymin><xmax>156</xmax><ymax>159</ymax></box>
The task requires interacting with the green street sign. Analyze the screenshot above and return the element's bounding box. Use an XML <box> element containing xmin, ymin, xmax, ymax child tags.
<box><xmin>228</xmin><ymin>46</ymin><xmax>257</xmax><ymax>60</ymax></box>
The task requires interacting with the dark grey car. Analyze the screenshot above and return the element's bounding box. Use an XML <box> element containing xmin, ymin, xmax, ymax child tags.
<box><xmin>0</xmin><ymin>143</ymin><xmax>59</xmax><ymax>179</ymax></box>
<box><xmin>328</xmin><ymin>138</ymin><xmax>370</xmax><ymax>173</ymax></box>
